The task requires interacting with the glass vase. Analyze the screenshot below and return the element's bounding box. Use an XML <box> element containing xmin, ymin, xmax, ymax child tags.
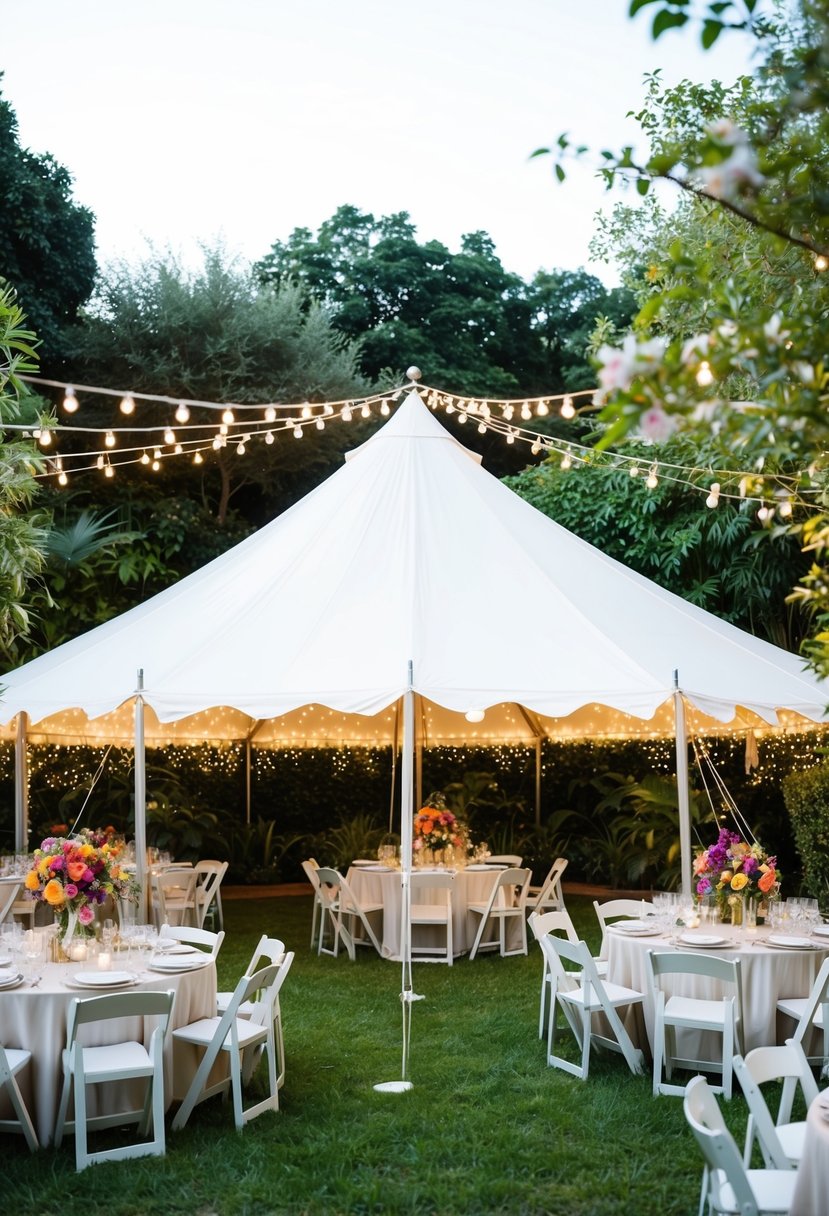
<box><xmin>727</xmin><ymin>894</ymin><xmax>744</xmax><ymax>927</ymax></box>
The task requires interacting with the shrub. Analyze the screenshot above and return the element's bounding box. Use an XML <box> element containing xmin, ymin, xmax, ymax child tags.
<box><xmin>782</xmin><ymin>763</ymin><xmax>829</xmax><ymax>912</ymax></box>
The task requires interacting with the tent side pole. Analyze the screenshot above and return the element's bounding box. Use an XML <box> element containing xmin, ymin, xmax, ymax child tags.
<box><xmin>245</xmin><ymin>737</ymin><xmax>252</xmax><ymax>825</ymax></box>
<box><xmin>535</xmin><ymin>738</ymin><xmax>542</xmax><ymax>829</ymax></box>
<box><xmin>14</xmin><ymin>711</ymin><xmax>29</xmax><ymax>852</ymax></box>
<box><xmin>134</xmin><ymin>671</ymin><xmax>147</xmax><ymax>913</ymax></box>
<box><xmin>673</xmin><ymin>678</ymin><xmax>692</xmax><ymax>899</ymax></box>
<box><xmin>414</xmin><ymin>694</ymin><xmax>423</xmax><ymax>811</ymax></box>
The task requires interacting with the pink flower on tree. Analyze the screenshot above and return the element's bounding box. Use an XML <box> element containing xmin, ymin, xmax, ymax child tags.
<box><xmin>639</xmin><ymin>406</ymin><xmax>677</xmax><ymax>442</ymax></box>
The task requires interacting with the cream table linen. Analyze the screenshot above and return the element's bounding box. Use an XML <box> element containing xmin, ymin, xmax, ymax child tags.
<box><xmin>0</xmin><ymin>957</ymin><xmax>216</xmax><ymax>1144</ymax></box>
<box><xmin>605</xmin><ymin>924</ymin><xmax>828</xmax><ymax>1056</ymax></box>
<box><xmin>346</xmin><ymin>867</ymin><xmax>521</xmax><ymax>960</ymax></box>
<box><xmin>789</xmin><ymin>1091</ymin><xmax>829</xmax><ymax>1216</ymax></box>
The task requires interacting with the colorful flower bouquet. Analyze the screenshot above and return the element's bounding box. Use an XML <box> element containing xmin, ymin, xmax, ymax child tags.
<box><xmin>693</xmin><ymin>827</ymin><xmax>779</xmax><ymax>919</ymax></box>
<box><xmin>24</xmin><ymin>834</ymin><xmax>139</xmax><ymax>952</ymax></box>
<box><xmin>413</xmin><ymin>792</ymin><xmax>467</xmax><ymax>858</ymax></box>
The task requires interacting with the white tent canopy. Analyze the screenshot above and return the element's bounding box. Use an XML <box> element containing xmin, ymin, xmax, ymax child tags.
<box><xmin>2</xmin><ymin>389</ymin><xmax>827</xmax><ymax>895</ymax></box>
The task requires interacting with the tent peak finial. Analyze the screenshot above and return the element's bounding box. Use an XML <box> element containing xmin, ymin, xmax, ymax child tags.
<box><xmin>406</xmin><ymin>366</ymin><xmax>422</xmax><ymax>382</ymax></box>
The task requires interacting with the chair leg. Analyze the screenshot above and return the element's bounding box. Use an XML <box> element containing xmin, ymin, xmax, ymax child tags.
<box><xmin>54</xmin><ymin>1060</ymin><xmax>72</xmax><ymax>1148</ymax></box>
<box><xmin>468</xmin><ymin>913</ymin><xmax>487</xmax><ymax>961</ymax></box>
<box><xmin>3</xmin><ymin>1069</ymin><xmax>38</xmax><ymax>1151</ymax></box>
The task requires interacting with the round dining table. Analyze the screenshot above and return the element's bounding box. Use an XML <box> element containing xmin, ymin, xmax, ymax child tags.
<box><xmin>789</xmin><ymin>1090</ymin><xmax>829</xmax><ymax>1216</ymax></box>
<box><xmin>606</xmin><ymin>921</ymin><xmax>829</xmax><ymax>1056</ymax></box>
<box><xmin>346</xmin><ymin>864</ymin><xmax>522</xmax><ymax>960</ymax></box>
<box><xmin>0</xmin><ymin>955</ymin><xmax>217</xmax><ymax>1145</ymax></box>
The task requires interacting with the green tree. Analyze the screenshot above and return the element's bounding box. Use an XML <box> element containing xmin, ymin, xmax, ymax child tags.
<box><xmin>526</xmin><ymin>269</ymin><xmax>637</xmax><ymax>391</ymax></box>
<box><xmin>257</xmin><ymin>204</ymin><xmax>553</xmax><ymax>396</ymax></box>
<box><xmin>0</xmin><ymin>287</ymin><xmax>51</xmax><ymax>664</ymax></box>
<box><xmin>65</xmin><ymin>245</ymin><xmax>369</xmax><ymax>525</ymax></box>
<box><xmin>0</xmin><ymin>79</ymin><xmax>96</xmax><ymax>365</ymax></box>
<box><xmin>535</xmin><ymin>0</ymin><xmax>829</xmax><ymax>674</ymax></box>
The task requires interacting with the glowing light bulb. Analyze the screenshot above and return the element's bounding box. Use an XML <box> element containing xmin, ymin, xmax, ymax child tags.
<box><xmin>316</xmin><ymin>418</ymin><xmax>325</xmax><ymax>430</ymax></box>
<box><xmin>705</xmin><ymin>482</ymin><xmax>720</xmax><ymax>509</ymax></box>
<box><xmin>506</xmin><ymin>433</ymin><xmax>515</xmax><ymax>444</ymax></box>
<box><xmin>58</xmin><ymin>470</ymin><xmax>68</xmax><ymax>486</ymax></box>
<box><xmin>301</xmin><ymin>403</ymin><xmax>312</xmax><ymax>419</ymax></box>
<box><xmin>536</xmin><ymin>400</ymin><xmax>549</xmax><ymax>416</ymax></box>
<box><xmin>561</xmin><ymin>453</ymin><xmax>572</xmax><ymax>470</ymax></box>
<box><xmin>141</xmin><ymin>451</ymin><xmax>150</xmax><ymax>465</ymax></box>
<box><xmin>778</xmin><ymin>499</ymin><xmax>793</xmax><ymax>518</ymax></box>
<box><xmin>103</xmin><ymin>430</ymin><xmax>116</xmax><ymax>448</ymax></box>
<box><xmin>38</xmin><ymin>430</ymin><xmax>52</xmax><ymax>447</ymax></box>
<box><xmin>380</xmin><ymin>401</ymin><xmax>390</xmax><ymax>416</ymax></box>
<box><xmin>503</xmin><ymin>405</ymin><xmax>514</xmax><ymax>421</ymax></box>
<box><xmin>237</xmin><ymin>440</ymin><xmax>246</xmax><ymax>455</ymax></box>
<box><xmin>445</xmin><ymin>402</ymin><xmax>456</xmax><ymax>414</ymax></box>
<box><xmin>458</xmin><ymin>412</ymin><xmax>467</xmax><ymax>424</ymax></box>
<box><xmin>531</xmin><ymin>440</ymin><xmax>541</xmax><ymax>455</ymax></box>
<box><xmin>163</xmin><ymin>428</ymin><xmax>175</xmax><ymax>445</ymax></box>
<box><xmin>153</xmin><ymin>448</ymin><xmax>162</xmax><ymax>460</ymax></box>
<box><xmin>264</xmin><ymin>405</ymin><xmax>277</xmax><ymax>423</ymax></box>
<box><xmin>560</xmin><ymin>396</ymin><xmax>576</xmax><ymax>419</ymax></box>
<box><xmin>465</xmin><ymin>709</ymin><xmax>485</xmax><ymax>723</ymax></box>
<box><xmin>323</xmin><ymin>403</ymin><xmax>334</xmax><ymax>416</ymax></box>
<box><xmin>696</xmin><ymin>360</ymin><xmax>714</xmax><ymax>386</ymax></box>
<box><xmin>478</xmin><ymin>422</ymin><xmax>487</xmax><ymax>434</ymax></box>
<box><xmin>646</xmin><ymin>465</ymin><xmax>659</xmax><ymax>489</ymax></box>
<box><xmin>119</xmin><ymin>394</ymin><xmax>135</xmax><ymax>416</ymax></box>
<box><xmin>222</xmin><ymin>408</ymin><xmax>235</xmax><ymax>425</ymax></box>
<box><xmin>293</xmin><ymin>425</ymin><xmax>303</xmax><ymax>438</ymax></box>
<box><xmin>757</xmin><ymin>505</ymin><xmax>770</xmax><ymax>521</ymax></box>
<box><xmin>193</xmin><ymin>452</ymin><xmax>203</xmax><ymax>465</ymax></box>
<box><xmin>174</xmin><ymin>443</ymin><xmax>183</xmax><ymax>454</ymax></box>
<box><xmin>175</xmin><ymin>403</ymin><xmax>190</xmax><ymax>423</ymax></box>
<box><xmin>342</xmin><ymin>405</ymin><xmax>353</xmax><ymax>422</ymax></box>
<box><xmin>62</xmin><ymin>387</ymin><xmax>79</xmax><ymax>413</ymax></box>
<box><xmin>361</xmin><ymin>404</ymin><xmax>370</xmax><ymax>418</ymax></box>
<box><xmin>630</xmin><ymin>465</ymin><xmax>640</xmax><ymax>477</ymax></box>
<box><xmin>521</xmin><ymin>401</ymin><xmax>532</xmax><ymax>421</ymax></box>
<box><xmin>152</xmin><ymin>459</ymin><xmax>161</xmax><ymax>471</ymax></box>
<box><xmin>96</xmin><ymin>454</ymin><xmax>105</xmax><ymax>470</ymax></box>
<box><xmin>212</xmin><ymin>436</ymin><xmax>222</xmax><ymax>450</ymax></box>
<box><xmin>815</xmin><ymin>254</ymin><xmax>828</xmax><ymax>272</ymax></box>
<box><xmin>104</xmin><ymin>462</ymin><xmax>115</xmax><ymax>479</ymax></box>
<box><xmin>265</xmin><ymin>431</ymin><xmax>274</xmax><ymax>445</ymax></box>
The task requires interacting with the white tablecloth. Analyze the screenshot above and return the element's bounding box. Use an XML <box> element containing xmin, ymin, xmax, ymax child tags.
<box><xmin>0</xmin><ymin>958</ymin><xmax>216</xmax><ymax>1144</ymax></box>
<box><xmin>346</xmin><ymin>867</ymin><xmax>521</xmax><ymax>960</ymax></box>
<box><xmin>789</xmin><ymin>1092</ymin><xmax>829</xmax><ymax>1216</ymax></box>
<box><xmin>606</xmin><ymin>924</ymin><xmax>828</xmax><ymax>1056</ymax></box>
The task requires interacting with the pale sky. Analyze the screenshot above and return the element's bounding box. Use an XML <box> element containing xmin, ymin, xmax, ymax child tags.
<box><xmin>2</xmin><ymin>0</ymin><xmax>757</xmax><ymax>286</ymax></box>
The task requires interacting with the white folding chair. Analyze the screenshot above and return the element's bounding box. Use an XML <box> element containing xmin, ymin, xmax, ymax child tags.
<box><xmin>776</xmin><ymin>955</ymin><xmax>829</xmax><ymax>1069</ymax></box>
<box><xmin>0</xmin><ymin>1043</ymin><xmax>38</xmax><ymax>1151</ymax></box>
<box><xmin>193</xmin><ymin>860</ymin><xmax>228</xmax><ymax>931</ymax></box>
<box><xmin>468</xmin><ymin>868</ymin><xmax>531</xmax><ymax>960</ymax></box>
<box><xmin>301</xmin><ymin>858</ymin><xmax>324</xmax><ymax>949</ymax></box>
<box><xmin>528</xmin><ymin>857</ymin><xmax>568</xmax><ymax>915</ymax></box>
<box><xmin>0</xmin><ymin>877</ymin><xmax>24</xmax><ymax>925</ymax></box>
<box><xmin>172</xmin><ymin>954</ymin><xmax>294</xmax><ymax>1131</ymax></box>
<box><xmin>410</xmin><ymin>872</ymin><xmax>454</xmax><ymax>965</ymax></box>
<box><xmin>593</xmin><ymin>897</ymin><xmax>652</xmax><ymax>966</ymax></box>
<box><xmin>486</xmin><ymin>854</ymin><xmax>523</xmax><ymax>866</ymax></box>
<box><xmin>54</xmin><ymin>989</ymin><xmax>175</xmax><ymax>1170</ymax></box>
<box><xmin>529</xmin><ymin>908</ymin><xmax>585</xmax><ymax>1039</ymax></box>
<box><xmin>216</xmin><ymin>935</ymin><xmax>287</xmax><ymax>1088</ymax></box>
<box><xmin>152</xmin><ymin>869</ymin><xmax>198</xmax><ymax>928</ymax></box>
<box><xmin>158</xmin><ymin>923</ymin><xmax>225</xmax><ymax>959</ymax></box>
<box><xmin>534</xmin><ymin>931</ymin><xmax>645</xmax><ymax>1080</ymax></box>
<box><xmin>649</xmin><ymin>949</ymin><xmax>743</xmax><ymax>1099</ymax></box>
<box><xmin>315</xmin><ymin>867</ymin><xmax>382</xmax><ymax>960</ymax></box>
<box><xmin>683</xmin><ymin>1075</ymin><xmax>797</xmax><ymax>1216</ymax></box>
<box><xmin>733</xmin><ymin>1038</ymin><xmax>819</xmax><ymax>1169</ymax></box>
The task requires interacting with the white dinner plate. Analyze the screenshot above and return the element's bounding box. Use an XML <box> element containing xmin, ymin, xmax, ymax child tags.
<box><xmin>0</xmin><ymin>971</ymin><xmax>24</xmax><ymax>989</ymax></box>
<box><xmin>351</xmin><ymin>859</ymin><xmax>375</xmax><ymax>866</ymax></box>
<box><xmin>768</xmin><ymin>934</ymin><xmax>813</xmax><ymax>949</ymax></box>
<box><xmin>679</xmin><ymin>933</ymin><xmax>728</xmax><ymax>948</ymax></box>
<box><xmin>0</xmin><ymin>954</ymin><xmax>12</xmax><ymax>967</ymax></box>
<box><xmin>364</xmin><ymin>865</ymin><xmax>393</xmax><ymax>872</ymax></box>
<box><xmin>811</xmin><ymin>925</ymin><xmax>829</xmax><ymax>938</ymax></box>
<box><xmin>613</xmin><ymin>921</ymin><xmax>659</xmax><ymax>935</ymax></box>
<box><xmin>156</xmin><ymin>942</ymin><xmax>198</xmax><ymax>955</ymax></box>
<box><xmin>148</xmin><ymin>956</ymin><xmax>209</xmax><ymax>972</ymax></box>
<box><xmin>466</xmin><ymin>864</ymin><xmax>497</xmax><ymax>872</ymax></box>
<box><xmin>72</xmin><ymin>970</ymin><xmax>134</xmax><ymax>987</ymax></box>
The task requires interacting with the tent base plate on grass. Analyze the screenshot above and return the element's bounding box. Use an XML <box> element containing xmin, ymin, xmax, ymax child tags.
<box><xmin>373</xmin><ymin>1081</ymin><xmax>413</xmax><ymax>1093</ymax></box>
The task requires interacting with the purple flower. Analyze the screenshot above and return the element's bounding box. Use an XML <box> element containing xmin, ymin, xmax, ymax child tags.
<box><xmin>696</xmin><ymin>879</ymin><xmax>712</xmax><ymax>896</ymax></box>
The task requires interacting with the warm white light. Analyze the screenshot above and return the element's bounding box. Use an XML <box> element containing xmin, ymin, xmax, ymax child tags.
<box><xmin>361</xmin><ymin>404</ymin><xmax>370</xmax><ymax>418</ymax></box>
<box><xmin>104</xmin><ymin>430</ymin><xmax>116</xmax><ymax>448</ymax></box>
<box><xmin>815</xmin><ymin>254</ymin><xmax>828</xmax><ymax>272</ymax></box>
<box><xmin>646</xmin><ymin>465</ymin><xmax>659</xmax><ymax>489</ymax></box>
<box><xmin>477</xmin><ymin>422</ymin><xmax>487</xmax><ymax>435</ymax></box>
<box><xmin>506</xmin><ymin>432</ymin><xmax>515</xmax><ymax>444</ymax></box>
<box><xmin>264</xmin><ymin>405</ymin><xmax>277</xmax><ymax>423</ymax></box>
<box><xmin>119</xmin><ymin>394</ymin><xmax>135</xmax><ymax>416</ymax></box>
<box><xmin>342</xmin><ymin>405</ymin><xmax>353</xmax><ymax>422</ymax></box>
<box><xmin>193</xmin><ymin>451</ymin><xmax>203</xmax><ymax>465</ymax></box>
<box><xmin>380</xmin><ymin>401</ymin><xmax>390</xmax><ymax>416</ymax></box>
<box><xmin>458</xmin><ymin>412</ymin><xmax>467</xmax><ymax>424</ymax></box>
<box><xmin>301</xmin><ymin>403</ymin><xmax>312</xmax><ymax>419</ymax></box>
<box><xmin>465</xmin><ymin>709</ymin><xmax>485</xmax><ymax>723</ymax></box>
<box><xmin>104</xmin><ymin>462</ymin><xmax>114</xmax><ymax>479</ymax></box>
<box><xmin>446</xmin><ymin>403</ymin><xmax>456</xmax><ymax>414</ymax></box>
<box><xmin>222</xmin><ymin>408</ymin><xmax>235</xmax><ymax>425</ymax></box>
<box><xmin>153</xmin><ymin>448</ymin><xmax>162</xmax><ymax>460</ymax></box>
<box><xmin>174</xmin><ymin>443</ymin><xmax>183</xmax><ymax>454</ymax></box>
<box><xmin>536</xmin><ymin>400</ymin><xmax>549</xmax><ymax>417</ymax></box>
<box><xmin>316</xmin><ymin>418</ymin><xmax>325</xmax><ymax>430</ymax></box>
<box><xmin>293</xmin><ymin>425</ymin><xmax>303</xmax><ymax>438</ymax></box>
<box><xmin>162</xmin><ymin>427</ymin><xmax>175</xmax><ymax>445</ymax></box>
<box><xmin>63</xmin><ymin>387</ymin><xmax>79</xmax><ymax>413</ymax></box>
<box><xmin>140</xmin><ymin>451</ymin><xmax>150</xmax><ymax>465</ymax></box>
<box><xmin>237</xmin><ymin>440</ymin><xmax>246</xmax><ymax>455</ymax></box>
<box><xmin>175</xmin><ymin>403</ymin><xmax>190</xmax><ymax>423</ymax></box>
<box><xmin>705</xmin><ymin>482</ymin><xmax>720</xmax><ymax>509</ymax></box>
<box><xmin>503</xmin><ymin>405</ymin><xmax>514</xmax><ymax>421</ymax></box>
<box><xmin>38</xmin><ymin>430</ymin><xmax>52</xmax><ymax>447</ymax></box>
<box><xmin>323</xmin><ymin>403</ymin><xmax>334</xmax><ymax>416</ymax></box>
<box><xmin>757</xmin><ymin>505</ymin><xmax>770</xmax><ymax>521</ymax></box>
<box><xmin>58</xmin><ymin>470</ymin><xmax>68</xmax><ymax>486</ymax></box>
<box><xmin>521</xmin><ymin>402</ymin><xmax>532</xmax><ymax>421</ymax></box>
<box><xmin>561</xmin><ymin>453</ymin><xmax>572</xmax><ymax>470</ymax></box>
<box><xmin>152</xmin><ymin>459</ymin><xmax>161</xmax><ymax>471</ymax></box>
<box><xmin>696</xmin><ymin>360</ymin><xmax>714</xmax><ymax>386</ymax></box>
<box><xmin>629</xmin><ymin>465</ymin><xmax>640</xmax><ymax>477</ymax></box>
<box><xmin>560</xmin><ymin>396</ymin><xmax>576</xmax><ymax>419</ymax></box>
<box><xmin>778</xmin><ymin>499</ymin><xmax>793</xmax><ymax>518</ymax></box>
<box><xmin>531</xmin><ymin>440</ymin><xmax>541</xmax><ymax>455</ymax></box>
<box><xmin>265</xmin><ymin>431</ymin><xmax>275</xmax><ymax>445</ymax></box>
<box><xmin>212</xmin><ymin>436</ymin><xmax>222</xmax><ymax>450</ymax></box>
<box><xmin>96</xmin><ymin>454</ymin><xmax>105</xmax><ymax>470</ymax></box>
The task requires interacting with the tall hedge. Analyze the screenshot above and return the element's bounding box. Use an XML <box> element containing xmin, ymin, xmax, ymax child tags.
<box><xmin>782</xmin><ymin>763</ymin><xmax>829</xmax><ymax>911</ymax></box>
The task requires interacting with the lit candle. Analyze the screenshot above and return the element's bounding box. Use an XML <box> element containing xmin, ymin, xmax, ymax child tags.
<box><xmin>69</xmin><ymin>940</ymin><xmax>87</xmax><ymax>962</ymax></box>
<box><xmin>97</xmin><ymin>950</ymin><xmax>112</xmax><ymax>971</ymax></box>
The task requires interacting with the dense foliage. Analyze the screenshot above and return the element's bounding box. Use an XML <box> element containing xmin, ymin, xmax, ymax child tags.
<box><xmin>0</xmin><ymin>80</ymin><xmax>96</xmax><ymax>364</ymax></box>
<box><xmin>782</xmin><ymin>762</ymin><xmax>829</xmax><ymax>912</ymax></box>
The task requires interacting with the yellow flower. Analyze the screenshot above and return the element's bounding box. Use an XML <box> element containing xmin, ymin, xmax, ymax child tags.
<box><xmin>43</xmin><ymin>878</ymin><xmax>66</xmax><ymax>906</ymax></box>
<box><xmin>80</xmin><ymin>843</ymin><xmax>94</xmax><ymax>858</ymax></box>
<box><xmin>720</xmin><ymin>870</ymin><xmax>732</xmax><ymax>883</ymax></box>
<box><xmin>730</xmin><ymin>873</ymin><xmax>749</xmax><ymax>891</ymax></box>
<box><xmin>24</xmin><ymin>870</ymin><xmax>40</xmax><ymax>891</ymax></box>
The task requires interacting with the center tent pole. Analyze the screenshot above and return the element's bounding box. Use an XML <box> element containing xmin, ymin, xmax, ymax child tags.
<box><xmin>374</xmin><ymin>660</ymin><xmax>417</xmax><ymax>1094</ymax></box>
<box><xmin>134</xmin><ymin>669</ymin><xmax>148</xmax><ymax>916</ymax></box>
<box><xmin>14</xmin><ymin>711</ymin><xmax>29</xmax><ymax>853</ymax></box>
<box><xmin>673</xmin><ymin>670</ymin><xmax>693</xmax><ymax>900</ymax></box>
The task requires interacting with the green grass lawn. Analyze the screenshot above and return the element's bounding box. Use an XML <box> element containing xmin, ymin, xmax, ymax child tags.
<box><xmin>4</xmin><ymin>895</ymin><xmax>754</xmax><ymax>1216</ymax></box>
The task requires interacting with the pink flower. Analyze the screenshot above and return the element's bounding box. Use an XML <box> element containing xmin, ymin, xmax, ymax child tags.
<box><xmin>639</xmin><ymin>407</ymin><xmax>677</xmax><ymax>443</ymax></box>
<box><xmin>64</xmin><ymin>883</ymin><xmax>78</xmax><ymax>899</ymax></box>
<box><xmin>77</xmin><ymin>904</ymin><xmax>95</xmax><ymax>926</ymax></box>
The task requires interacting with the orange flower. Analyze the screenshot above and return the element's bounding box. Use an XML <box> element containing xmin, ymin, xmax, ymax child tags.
<box><xmin>422</xmin><ymin>821</ymin><xmax>433</xmax><ymax>834</ymax></box>
<box><xmin>43</xmin><ymin>878</ymin><xmax>66</xmax><ymax>906</ymax></box>
<box><xmin>758</xmin><ymin>869</ymin><xmax>776</xmax><ymax>893</ymax></box>
<box><xmin>24</xmin><ymin>870</ymin><xmax>40</xmax><ymax>891</ymax></box>
<box><xmin>67</xmin><ymin>860</ymin><xmax>87</xmax><ymax>882</ymax></box>
<box><xmin>730</xmin><ymin>873</ymin><xmax>748</xmax><ymax>891</ymax></box>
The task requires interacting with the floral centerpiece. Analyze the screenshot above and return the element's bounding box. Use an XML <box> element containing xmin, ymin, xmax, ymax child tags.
<box><xmin>693</xmin><ymin>827</ymin><xmax>779</xmax><ymax>921</ymax></box>
<box><xmin>413</xmin><ymin>792</ymin><xmax>467</xmax><ymax>860</ymax></box>
<box><xmin>24</xmin><ymin>834</ymin><xmax>139</xmax><ymax>954</ymax></box>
